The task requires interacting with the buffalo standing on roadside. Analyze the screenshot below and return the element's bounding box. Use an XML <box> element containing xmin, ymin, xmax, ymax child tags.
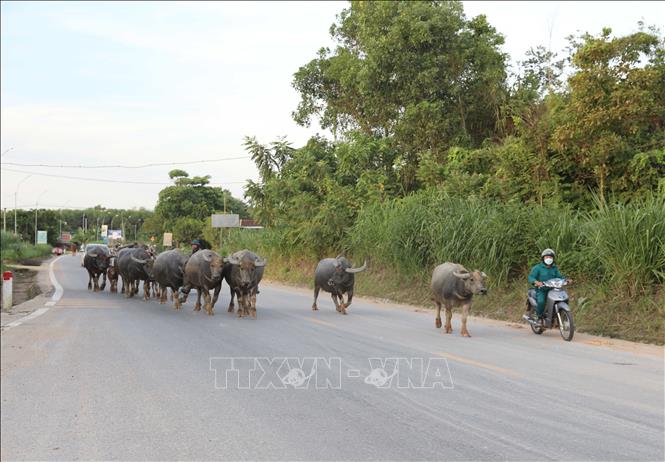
<box><xmin>224</xmin><ymin>249</ymin><xmax>266</xmax><ymax>318</ymax></box>
<box><xmin>431</xmin><ymin>262</ymin><xmax>487</xmax><ymax>337</ymax></box>
<box><xmin>117</xmin><ymin>247</ymin><xmax>155</xmax><ymax>300</ymax></box>
<box><xmin>312</xmin><ymin>256</ymin><xmax>366</xmax><ymax>315</ymax></box>
<box><xmin>153</xmin><ymin>249</ymin><xmax>189</xmax><ymax>309</ymax></box>
<box><xmin>83</xmin><ymin>244</ymin><xmax>111</xmax><ymax>292</ymax></box>
<box><xmin>179</xmin><ymin>250</ymin><xmax>225</xmax><ymax>315</ymax></box>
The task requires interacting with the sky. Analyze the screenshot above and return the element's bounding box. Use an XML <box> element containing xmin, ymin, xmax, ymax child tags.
<box><xmin>1</xmin><ymin>1</ymin><xmax>663</xmax><ymax>211</ymax></box>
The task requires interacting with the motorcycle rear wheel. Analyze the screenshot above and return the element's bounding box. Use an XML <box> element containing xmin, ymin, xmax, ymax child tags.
<box><xmin>557</xmin><ymin>310</ymin><xmax>575</xmax><ymax>341</ymax></box>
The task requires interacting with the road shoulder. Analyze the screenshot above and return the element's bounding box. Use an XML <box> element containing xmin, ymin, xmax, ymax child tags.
<box><xmin>261</xmin><ymin>278</ymin><xmax>664</xmax><ymax>359</ymax></box>
<box><xmin>0</xmin><ymin>257</ymin><xmax>56</xmax><ymax>331</ymax></box>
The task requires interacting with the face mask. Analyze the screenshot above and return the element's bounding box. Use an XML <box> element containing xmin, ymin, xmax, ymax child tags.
<box><xmin>544</xmin><ymin>257</ymin><xmax>554</xmax><ymax>266</ymax></box>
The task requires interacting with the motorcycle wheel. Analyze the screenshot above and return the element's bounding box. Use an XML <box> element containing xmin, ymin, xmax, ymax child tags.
<box><xmin>557</xmin><ymin>310</ymin><xmax>575</xmax><ymax>341</ymax></box>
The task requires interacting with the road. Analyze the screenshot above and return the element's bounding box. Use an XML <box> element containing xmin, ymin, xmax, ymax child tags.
<box><xmin>2</xmin><ymin>255</ymin><xmax>663</xmax><ymax>461</ymax></box>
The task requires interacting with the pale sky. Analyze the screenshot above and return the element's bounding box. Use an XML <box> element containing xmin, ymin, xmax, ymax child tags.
<box><xmin>1</xmin><ymin>1</ymin><xmax>663</xmax><ymax>211</ymax></box>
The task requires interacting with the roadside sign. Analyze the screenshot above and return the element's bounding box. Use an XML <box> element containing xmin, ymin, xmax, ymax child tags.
<box><xmin>37</xmin><ymin>230</ymin><xmax>47</xmax><ymax>244</ymax></box>
<box><xmin>163</xmin><ymin>232</ymin><xmax>173</xmax><ymax>247</ymax></box>
<box><xmin>211</xmin><ymin>214</ymin><xmax>239</xmax><ymax>228</ymax></box>
<box><xmin>101</xmin><ymin>224</ymin><xmax>108</xmax><ymax>237</ymax></box>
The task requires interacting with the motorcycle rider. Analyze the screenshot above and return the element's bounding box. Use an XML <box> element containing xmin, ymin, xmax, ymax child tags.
<box><xmin>191</xmin><ymin>239</ymin><xmax>202</xmax><ymax>254</ymax></box>
<box><xmin>527</xmin><ymin>249</ymin><xmax>570</xmax><ymax>323</ymax></box>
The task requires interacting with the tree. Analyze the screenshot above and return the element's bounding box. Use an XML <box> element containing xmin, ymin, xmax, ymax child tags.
<box><xmin>553</xmin><ymin>26</ymin><xmax>665</xmax><ymax>203</ymax></box>
<box><xmin>292</xmin><ymin>0</ymin><xmax>508</xmax><ymax>191</ymax></box>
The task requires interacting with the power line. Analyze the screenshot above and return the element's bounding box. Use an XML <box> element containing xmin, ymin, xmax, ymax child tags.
<box><xmin>1</xmin><ymin>155</ymin><xmax>251</xmax><ymax>169</ymax></box>
<box><xmin>1</xmin><ymin>167</ymin><xmax>248</xmax><ymax>186</ymax></box>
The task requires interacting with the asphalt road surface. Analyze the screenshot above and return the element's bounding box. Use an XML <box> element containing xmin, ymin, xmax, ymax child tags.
<box><xmin>2</xmin><ymin>255</ymin><xmax>663</xmax><ymax>461</ymax></box>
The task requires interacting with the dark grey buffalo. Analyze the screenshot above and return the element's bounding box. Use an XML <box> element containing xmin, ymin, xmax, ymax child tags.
<box><xmin>224</xmin><ymin>249</ymin><xmax>266</xmax><ymax>318</ymax></box>
<box><xmin>431</xmin><ymin>262</ymin><xmax>487</xmax><ymax>337</ymax></box>
<box><xmin>179</xmin><ymin>250</ymin><xmax>225</xmax><ymax>315</ymax></box>
<box><xmin>312</xmin><ymin>256</ymin><xmax>366</xmax><ymax>315</ymax></box>
<box><xmin>107</xmin><ymin>256</ymin><xmax>119</xmax><ymax>293</ymax></box>
<box><xmin>153</xmin><ymin>249</ymin><xmax>189</xmax><ymax>309</ymax></box>
<box><xmin>83</xmin><ymin>244</ymin><xmax>111</xmax><ymax>291</ymax></box>
<box><xmin>117</xmin><ymin>247</ymin><xmax>155</xmax><ymax>300</ymax></box>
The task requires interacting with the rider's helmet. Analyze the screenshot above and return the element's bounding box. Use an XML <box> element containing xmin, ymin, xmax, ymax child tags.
<box><xmin>541</xmin><ymin>248</ymin><xmax>556</xmax><ymax>258</ymax></box>
<box><xmin>191</xmin><ymin>239</ymin><xmax>201</xmax><ymax>246</ymax></box>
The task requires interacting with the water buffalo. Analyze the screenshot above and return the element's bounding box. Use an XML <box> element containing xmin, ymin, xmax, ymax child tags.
<box><xmin>431</xmin><ymin>262</ymin><xmax>487</xmax><ymax>337</ymax></box>
<box><xmin>179</xmin><ymin>250</ymin><xmax>225</xmax><ymax>315</ymax></box>
<box><xmin>107</xmin><ymin>256</ymin><xmax>119</xmax><ymax>293</ymax></box>
<box><xmin>153</xmin><ymin>249</ymin><xmax>189</xmax><ymax>309</ymax></box>
<box><xmin>117</xmin><ymin>247</ymin><xmax>155</xmax><ymax>300</ymax></box>
<box><xmin>83</xmin><ymin>244</ymin><xmax>111</xmax><ymax>292</ymax></box>
<box><xmin>224</xmin><ymin>249</ymin><xmax>266</xmax><ymax>318</ymax></box>
<box><xmin>312</xmin><ymin>256</ymin><xmax>366</xmax><ymax>315</ymax></box>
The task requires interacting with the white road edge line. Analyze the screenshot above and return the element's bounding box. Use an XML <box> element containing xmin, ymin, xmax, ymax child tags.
<box><xmin>3</xmin><ymin>255</ymin><xmax>64</xmax><ymax>330</ymax></box>
<box><xmin>45</xmin><ymin>255</ymin><xmax>65</xmax><ymax>305</ymax></box>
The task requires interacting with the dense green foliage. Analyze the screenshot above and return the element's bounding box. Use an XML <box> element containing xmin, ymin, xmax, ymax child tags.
<box><xmin>239</xmin><ymin>2</ymin><xmax>664</xmax><ymax>342</ymax></box>
<box><xmin>146</xmin><ymin>170</ymin><xmax>249</xmax><ymax>245</ymax></box>
<box><xmin>0</xmin><ymin>230</ymin><xmax>52</xmax><ymax>266</ymax></box>
<box><xmin>5</xmin><ymin>206</ymin><xmax>155</xmax><ymax>245</ymax></box>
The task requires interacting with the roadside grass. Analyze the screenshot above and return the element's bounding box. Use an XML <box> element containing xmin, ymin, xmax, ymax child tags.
<box><xmin>0</xmin><ymin>231</ymin><xmax>52</xmax><ymax>273</ymax></box>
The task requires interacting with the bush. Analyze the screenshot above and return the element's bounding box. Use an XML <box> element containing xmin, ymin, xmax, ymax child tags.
<box><xmin>1</xmin><ymin>231</ymin><xmax>52</xmax><ymax>265</ymax></box>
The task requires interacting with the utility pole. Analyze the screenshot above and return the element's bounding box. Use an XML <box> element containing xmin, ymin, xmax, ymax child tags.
<box><xmin>14</xmin><ymin>174</ymin><xmax>32</xmax><ymax>236</ymax></box>
<box><xmin>3</xmin><ymin>208</ymin><xmax>6</xmax><ymax>232</ymax></box>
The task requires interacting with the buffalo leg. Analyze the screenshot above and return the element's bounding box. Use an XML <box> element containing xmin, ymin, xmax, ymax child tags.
<box><xmin>250</xmin><ymin>290</ymin><xmax>257</xmax><ymax>319</ymax></box>
<box><xmin>444</xmin><ymin>304</ymin><xmax>453</xmax><ymax>334</ymax></box>
<box><xmin>237</xmin><ymin>291</ymin><xmax>246</xmax><ymax>318</ymax></box>
<box><xmin>160</xmin><ymin>285</ymin><xmax>167</xmax><ymax>304</ymax></box>
<box><xmin>460</xmin><ymin>303</ymin><xmax>471</xmax><ymax>337</ymax></box>
<box><xmin>100</xmin><ymin>271</ymin><xmax>107</xmax><ymax>291</ymax></box>
<box><xmin>331</xmin><ymin>293</ymin><xmax>344</xmax><ymax>314</ymax></box>
<box><xmin>228</xmin><ymin>286</ymin><xmax>236</xmax><ymax>313</ymax></box>
<box><xmin>312</xmin><ymin>286</ymin><xmax>320</xmax><ymax>311</ymax></box>
<box><xmin>179</xmin><ymin>284</ymin><xmax>192</xmax><ymax>304</ymax></box>
<box><xmin>87</xmin><ymin>271</ymin><xmax>93</xmax><ymax>290</ymax></box>
<box><xmin>341</xmin><ymin>290</ymin><xmax>353</xmax><ymax>313</ymax></box>
<box><xmin>211</xmin><ymin>284</ymin><xmax>222</xmax><ymax>310</ymax></box>
<box><xmin>434</xmin><ymin>301</ymin><xmax>442</xmax><ymax>329</ymax></box>
<box><xmin>194</xmin><ymin>289</ymin><xmax>202</xmax><ymax>312</ymax></box>
<box><xmin>174</xmin><ymin>288</ymin><xmax>182</xmax><ymax>310</ymax></box>
<box><xmin>203</xmin><ymin>289</ymin><xmax>213</xmax><ymax>316</ymax></box>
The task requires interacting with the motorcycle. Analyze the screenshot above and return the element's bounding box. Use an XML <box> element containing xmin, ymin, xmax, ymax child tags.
<box><xmin>523</xmin><ymin>278</ymin><xmax>575</xmax><ymax>341</ymax></box>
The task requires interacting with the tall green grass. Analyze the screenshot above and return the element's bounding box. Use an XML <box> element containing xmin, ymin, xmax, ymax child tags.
<box><xmin>1</xmin><ymin>231</ymin><xmax>52</xmax><ymax>263</ymax></box>
<box><xmin>224</xmin><ymin>192</ymin><xmax>664</xmax><ymax>295</ymax></box>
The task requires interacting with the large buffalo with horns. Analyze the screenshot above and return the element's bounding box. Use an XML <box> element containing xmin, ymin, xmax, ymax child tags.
<box><xmin>431</xmin><ymin>262</ymin><xmax>487</xmax><ymax>337</ymax></box>
<box><xmin>224</xmin><ymin>249</ymin><xmax>266</xmax><ymax>318</ymax></box>
<box><xmin>83</xmin><ymin>244</ymin><xmax>111</xmax><ymax>291</ymax></box>
<box><xmin>153</xmin><ymin>249</ymin><xmax>189</xmax><ymax>309</ymax></box>
<box><xmin>117</xmin><ymin>247</ymin><xmax>155</xmax><ymax>300</ymax></box>
<box><xmin>312</xmin><ymin>256</ymin><xmax>366</xmax><ymax>315</ymax></box>
<box><xmin>179</xmin><ymin>250</ymin><xmax>225</xmax><ymax>315</ymax></box>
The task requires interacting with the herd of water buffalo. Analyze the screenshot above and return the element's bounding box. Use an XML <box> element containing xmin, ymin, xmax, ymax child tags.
<box><xmin>82</xmin><ymin>242</ymin><xmax>488</xmax><ymax>335</ymax></box>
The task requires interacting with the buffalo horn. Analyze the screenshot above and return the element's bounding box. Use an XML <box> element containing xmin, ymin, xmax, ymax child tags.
<box><xmin>453</xmin><ymin>271</ymin><xmax>471</xmax><ymax>280</ymax></box>
<box><xmin>254</xmin><ymin>257</ymin><xmax>267</xmax><ymax>267</ymax></box>
<box><xmin>345</xmin><ymin>261</ymin><xmax>367</xmax><ymax>273</ymax></box>
<box><xmin>131</xmin><ymin>254</ymin><xmax>147</xmax><ymax>264</ymax></box>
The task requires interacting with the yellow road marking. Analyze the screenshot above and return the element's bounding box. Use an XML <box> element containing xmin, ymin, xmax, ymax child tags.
<box><xmin>434</xmin><ymin>351</ymin><xmax>520</xmax><ymax>378</ymax></box>
<box><xmin>307</xmin><ymin>317</ymin><xmax>337</xmax><ymax>328</ymax></box>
